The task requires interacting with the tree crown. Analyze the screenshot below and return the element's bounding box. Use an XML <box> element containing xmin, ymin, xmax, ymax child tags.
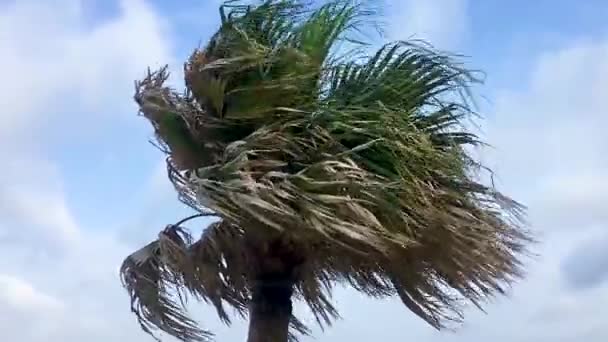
<box><xmin>121</xmin><ymin>1</ymin><xmax>532</xmax><ymax>341</ymax></box>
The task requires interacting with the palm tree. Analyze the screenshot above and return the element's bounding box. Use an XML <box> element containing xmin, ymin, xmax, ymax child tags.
<box><xmin>119</xmin><ymin>1</ymin><xmax>532</xmax><ymax>342</ymax></box>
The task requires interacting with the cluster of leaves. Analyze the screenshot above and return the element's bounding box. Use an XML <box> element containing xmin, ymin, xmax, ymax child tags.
<box><xmin>121</xmin><ymin>1</ymin><xmax>532</xmax><ymax>341</ymax></box>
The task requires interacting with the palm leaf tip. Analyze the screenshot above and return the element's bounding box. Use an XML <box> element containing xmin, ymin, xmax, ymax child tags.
<box><xmin>120</xmin><ymin>236</ymin><xmax>213</xmax><ymax>342</ymax></box>
<box><xmin>126</xmin><ymin>0</ymin><xmax>533</xmax><ymax>340</ymax></box>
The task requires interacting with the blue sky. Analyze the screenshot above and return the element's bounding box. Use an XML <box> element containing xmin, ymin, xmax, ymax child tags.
<box><xmin>1</xmin><ymin>0</ymin><xmax>607</xmax><ymax>341</ymax></box>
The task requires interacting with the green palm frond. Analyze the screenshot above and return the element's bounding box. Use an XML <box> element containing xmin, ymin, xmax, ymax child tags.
<box><xmin>122</xmin><ymin>1</ymin><xmax>533</xmax><ymax>341</ymax></box>
<box><xmin>291</xmin><ymin>1</ymin><xmax>366</xmax><ymax>64</ymax></box>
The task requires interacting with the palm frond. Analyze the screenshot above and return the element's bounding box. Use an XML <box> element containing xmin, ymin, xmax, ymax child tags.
<box><xmin>292</xmin><ymin>1</ymin><xmax>370</xmax><ymax>63</ymax></box>
<box><xmin>121</xmin><ymin>220</ymin><xmax>248</xmax><ymax>342</ymax></box>
<box><xmin>120</xmin><ymin>234</ymin><xmax>211</xmax><ymax>342</ymax></box>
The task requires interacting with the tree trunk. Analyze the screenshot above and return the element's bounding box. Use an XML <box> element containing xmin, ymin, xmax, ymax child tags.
<box><xmin>246</xmin><ymin>276</ymin><xmax>294</xmax><ymax>342</ymax></box>
<box><xmin>244</xmin><ymin>233</ymin><xmax>304</xmax><ymax>342</ymax></box>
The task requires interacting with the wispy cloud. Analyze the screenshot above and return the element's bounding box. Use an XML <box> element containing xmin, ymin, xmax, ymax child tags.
<box><xmin>383</xmin><ymin>0</ymin><xmax>468</xmax><ymax>49</ymax></box>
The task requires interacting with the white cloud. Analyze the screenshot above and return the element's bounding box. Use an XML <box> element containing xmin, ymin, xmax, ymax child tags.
<box><xmin>0</xmin><ymin>0</ymin><xmax>176</xmax><ymax>341</ymax></box>
<box><xmin>561</xmin><ymin>232</ymin><xmax>608</xmax><ymax>289</ymax></box>
<box><xmin>486</xmin><ymin>39</ymin><xmax>608</xmax><ymax>169</ymax></box>
<box><xmin>0</xmin><ymin>274</ymin><xmax>64</xmax><ymax>313</ymax></box>
<box><xmin>485</xmin><ymin>38</ymin><xmax>608</xmax><ymax>222</ymax></box>
<box><xmin>0</xmin><ymin>0</ymin><xmax>173</xmax><ymax>148</ymax></box>
<box><xmin>0</xmin><ymin>274</ymin><xmax>69</xmax><ymax>341</ymax></box>
<box><xmin>0</xmin><ymin>157</ymin><xmax>80</xmax><ymax>254</ymax></box>
<box><xmin>384</xmin><ymin>0</ymin><xmax>468</xmax><ymax>49</ymax></box>
<box><xmin>537</xmin><ymin>172</ymin><xmax>608</xmax><ymax>229</ymax></box>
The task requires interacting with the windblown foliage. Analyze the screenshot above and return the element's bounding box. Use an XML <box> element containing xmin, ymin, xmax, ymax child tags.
<box><xmin>120</xmin><ymin>1</ymin><xmax>532</xmax><ymax>341</ymax></box>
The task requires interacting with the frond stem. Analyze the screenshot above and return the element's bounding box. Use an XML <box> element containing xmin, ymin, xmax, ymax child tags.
<box><xmin>173</xmin><ymin>212</ymin><xmax>219</xmax><ymax>228</ymax></box>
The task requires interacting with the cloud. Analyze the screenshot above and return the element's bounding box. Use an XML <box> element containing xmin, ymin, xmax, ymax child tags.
<box><xmin>0</xmin><ymin>0</ymin><xmax>177</xmax><ymax>341</ymax></box>
<box><xmin>0</xmin><ymin>230</ymin><xmax>158</xmax><ymax>342</ymax></box>
<box><xmin>0</xmin><ymin>0</ymin><xmax>173</xmax><ymax>148</ymax></box>
<box><xmin>561</xmin><ymin>233</ymin><xmax>608</xmax><ymax>290</ymax></box>
<box><xmin>485</xmin><ymin>38</ymin><xmax>608</xmax><ymax>239</ymax></box>
<box><xmin>485</xmin><ymin>38</ymin><xmax>608</xmax><ymax>188</ymax></box>
<box><xmin>384</xmin><ymin>0</ymin><xmax>469</xmax><ymax>49</ymax></box>
<box><xmin>0</xmin><ymin>157</ymin><xmax>80</xmax><ymax>255</ymax></box>
<box><xmin>0</xmin><ymin>274</ymin><xmax>68</xmax><ymax>341</ymax></box>
<box><xmin>0</xmin><ymin>274</ymin><xmax>64</xmax><ymax>313</ymax></box>
<box><xmin>537</xmin><ymin>172</ymin><xmax>608</xmax><ymax>230</ymax></box>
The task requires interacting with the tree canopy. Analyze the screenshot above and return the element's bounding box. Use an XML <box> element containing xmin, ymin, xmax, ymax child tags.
<box><xmin>120</xmin><ymin>1</ymin><xmax>532</xmax><ymax>341</ymax></box>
